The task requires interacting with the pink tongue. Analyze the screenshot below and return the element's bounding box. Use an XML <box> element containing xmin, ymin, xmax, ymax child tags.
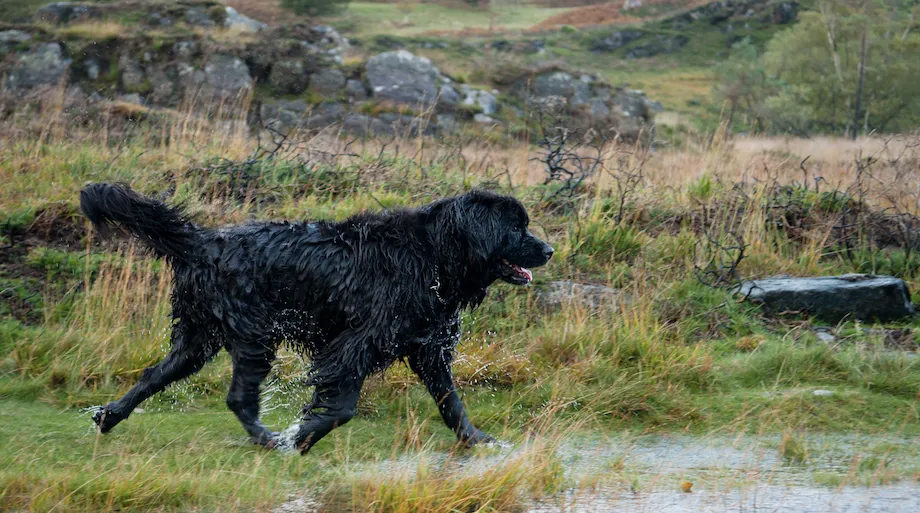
<box><xmin>512</xmin><ymin>264</ymin><xmax>533</xmax><ymax>282</ymax></box>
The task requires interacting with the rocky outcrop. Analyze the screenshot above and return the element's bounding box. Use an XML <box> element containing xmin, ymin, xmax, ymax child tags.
<box><xmin>509</xmin><ymin>68</ymin><xmax>657</xmax><ymax>143</ymax></box>
<box><xmin>666</xmin><ymin>0</ymin><xmax>800</xmax><ymax>30</ymax></box>
<box><xmin>3</xmin><ymin>3</ymin><xmax>662</xmax><ymax>142</ymax></box>
<box><xmin>587</xmin><ymin>0</ymin><xmax>800</xmax><ymax>58</ymax></box>
<box><xmin>738</xmin><ymin>274</ymin><xmax>916</xmax><ymax>322</ymax></box>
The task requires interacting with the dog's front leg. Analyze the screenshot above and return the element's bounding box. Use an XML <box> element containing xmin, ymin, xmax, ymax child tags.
<box><xmin>408</xmin><ymin>348</ymin><xmax>495</xmax><ymax>447</ymax></box>
<box><xmin>291</xmin><ymin>379</ymin><xmax>364</xmax><ymax>454</ymax></box>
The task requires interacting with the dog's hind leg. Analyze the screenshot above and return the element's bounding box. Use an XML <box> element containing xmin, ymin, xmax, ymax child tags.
<box><xmin>93</xmin><ymin>322</ymin><xmax>219</xmax><ymax>433</ymax></box>
<box><xmin>291</xmin><ymin>378</ymin><xmax>364</xmax><ymax>454</ymax></box>
<box><xmin>226</xmin><ymin>348</ymin><xmax>277</xmax><ymax>446</ymax></box>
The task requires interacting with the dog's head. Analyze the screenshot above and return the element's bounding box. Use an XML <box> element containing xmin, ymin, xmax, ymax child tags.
<box><xmin>430</xmin><ymin>190</ymin><xmax>554</xmax><ymax>285</ymax></box>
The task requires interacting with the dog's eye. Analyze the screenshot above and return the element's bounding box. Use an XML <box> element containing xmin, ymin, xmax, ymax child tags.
<box><xmin>511</xmin><ymin>226</ymin><xmax>521</xmax><ymax>233</ymax></box>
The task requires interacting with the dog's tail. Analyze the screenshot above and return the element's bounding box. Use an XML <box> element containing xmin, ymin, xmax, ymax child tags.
<box><xmin>80</xmin><ymin>182</ymin><xmax>198</xmax><ymax>262</ymax></box>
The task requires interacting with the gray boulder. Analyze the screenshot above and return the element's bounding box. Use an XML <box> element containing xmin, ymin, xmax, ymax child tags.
<box><xmin>177</xmin><ymin>62</ymin><xmax>206</xmax><ymax>92</ymax></box>
<box><xmin>342</xmin><ymin>113</ymin><xmax>394</xmax><ymax>137</ymax></box>
<box><xmin>148</xmin><ymin>65</ymin><xmax>178</xmax><ymax>105</ymax></box>
<box><xmin>738</xmin><ymin>274</ymin><xmax>916</xmax><ymax>322</ymax></box>
<box><xmin>83</xmin><ymin>57</ymin><xmax>102</xmax><ymax>80</ymax></box>
<box><xmin>438</xmin><ymin>84</ymin><xmax>460</xmax><ymax>109</ymax></box>
<box><xmin>117</xmin><ymin>93</ymin><xmax>144</xmax><ymax>105</ymax></box>
<box><xmin>436</xmin><ymin>113</ymin><xmax>457</xmax><ymax>133</ymax></box>
<box><xmin>147</xmin><ymin>12</ymin><xmax>173</xmax><ymax>27</ymax></box>
<box><xmin>35</xmin><ymin>2</ymin><xmax>99</xmax><ymax>24</ymax></box>
<box><xmin>345</xmin><ymin>79</ymin><xmax>368</xmax><ymax>101</ymax></box>
<box><xmin>473</xmin><ymin>113</ymin><xmax>498</xmax><ymax>125</ymax></box>
<box><xmin>310</xmin><ymin>68</ymin><xmax>346</xmax><ymax>97</ymax></box>
<box><xmin>204</xmin><ymin>54</ymin><xmax>253</xmax><ymax>94</ymax></box>
<box><xmin>377</xmin><ymin>113</ymin><xmax>435</xmax><ymax>136</ymax></box>
<box><xmin>303</xmin><ymin>102</ymin><xmax>346</xmax><ymax>129</ymax></box>
<box><xmin>536</xmin><ymin>281</ymin><xmax>624</xmax><ymax>311</ymax></box>
<box><xmin>268</xmin><ymin>60</ymin><xmax>309</xmax><ymax>94</ymax></box>
<box><xmin>613</xmin><ymin>89</ymin><xmax>650</xmax><ymax>119</ymax></box>
<box><xmin>118</xmin><ymin>55</ymin><xmax>146</xmax><ymax>93</ymax></box>
<box><xmin>224</xmin><ymin>7</ymin><xmax>266</xmax><ymax>32</ymax></box>
<box><xmin>184</xmin><ymin>7</ymin><xmax>214</xmax><ymax>27</ymax></box>
<box><xmin>4</xmin><ymin>43</ymin><xmax>72</xmax><ymax>90</ymax></box>
<box><xmin>172</xmin><ymin>41</ymin><xmax>198</xmax><ymax>60</ymax></box>
<box><xmin>260</xmin><ymin>99</ymin><xmax>309</xmax><ymax>130</ymax></box>
<box><xmin>530</xmin><ymin>72</ymin><xmax>590</xmax><ymax>105</ymax></box>
<box><xmin>591</xmin><ymin>29</ymin><xmax>644</xmax><ymax>52</ymax></box>
<box><xmin>260</xmin><ymin>100</ymin><xmax>346</xmax><ymax>130</ymax></box>
<box><xmin>463</xmin><ymin>88</ymin><xmax>498</xmax><ymax>116</ymax></box>
<box><xmin>773</xmin><ymin>2</ymin><xmax>799</xmax><ymax>24</ymax></box>
<box><xmin>626</xmin><ymin>36</ymin><xmax>689</xmax><ymax>59</ymax></box>
<box><xmin>366</xmin><ymin>50</ymin><xmax>439</xmax><ymax>106</ymax></box>
<box><xmin>0</xmin><ymin>30</ymin><xmax>31</xmax><ymax>57</ymax></box>
<box><xmin>589</xmin><ymin>98</ymin><xmax>610</xmax><ymax>118</ymax></box>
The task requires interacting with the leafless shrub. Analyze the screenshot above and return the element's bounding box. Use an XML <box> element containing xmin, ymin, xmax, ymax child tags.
<box><xmin>531</xmin><ymin>103</ymin><xmax>610</xmax><ymax>201</ymax></box>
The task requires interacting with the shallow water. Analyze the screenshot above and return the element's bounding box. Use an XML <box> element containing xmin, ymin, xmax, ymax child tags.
<box><xmin>528</xmin><ymin>483</ymin><xmax>920</xmax><ymax>513</ymax></box>
<box><xmin>294</xmin><ymin>433</ymin><xmax>920</xmax><ymax>513</ymax></box>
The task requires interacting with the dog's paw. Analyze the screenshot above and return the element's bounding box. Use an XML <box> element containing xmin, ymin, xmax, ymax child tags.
<box><xmin>91</xmin><ymin>405</ymin><xmax>121</xmax><ymax>433</ymax></box>
<box><xmin>251</xmin><ymin>431</ymin><xmax>280</xmax><ymax>448</ymax></box>
<box><xmin>460</xmin><ymin>429</ymin><xmax>499</xmax><ymax>448</ymax></box>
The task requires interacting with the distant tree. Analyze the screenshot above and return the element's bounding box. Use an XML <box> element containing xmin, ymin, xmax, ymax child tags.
<box><xmin>281</xmin><ymin>0</ymin><xmax>350</xmax><ymax>17</ymax></box>
<box><xmin>712</xmin><ymin>38</ymin><xmax>773</xmax><ymax>133</ymax></box>
<box><xmin>762</xmin><ymin>1</ymin><xmax>920</xmax><ymax>135</ymax></box>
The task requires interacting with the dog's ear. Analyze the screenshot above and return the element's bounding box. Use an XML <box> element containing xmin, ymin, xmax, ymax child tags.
<box><xmin>455</xmin><ymin>192</ymin><xmax>505</xmax><ymax>260</ymax></box>
<box><xmin>426</xmin><ymin>191</ymin><xmax>505</xmax><ymax>260</ymax></box>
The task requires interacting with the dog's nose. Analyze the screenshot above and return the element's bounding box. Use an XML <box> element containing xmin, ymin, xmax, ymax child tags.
<box><xmin>543</xmin><ymin>245</ymin><xmax>555</xmax><ymax>259</ymax></box>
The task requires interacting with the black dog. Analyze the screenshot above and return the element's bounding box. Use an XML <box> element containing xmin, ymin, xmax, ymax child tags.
<box><xmin>80</xmin><ymin>183</ymin><xmax>553</xmax><ymax>453</ymax></box>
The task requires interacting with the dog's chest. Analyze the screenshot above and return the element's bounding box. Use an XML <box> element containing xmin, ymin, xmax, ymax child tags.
<box><xmin>406</xmin><ymin>312</ymin><xmax>462</xmax><ymax>351</ymax></box>
<box><xmin>270</xmin><ymin>309</ymin><xmax>324</xmax><ymax>344</ymax></box>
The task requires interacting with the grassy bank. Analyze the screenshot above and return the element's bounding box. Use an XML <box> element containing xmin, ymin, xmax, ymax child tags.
<box><xmin>1</xmin><ymin>93</ymin><xmax>919</xmax><ymax>511</ymax></box>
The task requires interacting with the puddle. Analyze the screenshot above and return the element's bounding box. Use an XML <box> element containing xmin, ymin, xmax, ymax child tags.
<box><xmin>528</xmin><ymin>482</ymin><xmax>920</xmax><ymax>513</ymax></box>
<box><xmin>311</xmin><ymin>433</ymin><xmax>920</xmax><ymax>513</ymax></box>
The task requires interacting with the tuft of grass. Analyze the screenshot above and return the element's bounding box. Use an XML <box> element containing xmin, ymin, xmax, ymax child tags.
<box><xmin>779</xmin><ymin>430</ymin><xmax>809</xmax><ymax>463</ymax></box>
<box><xmin>325</xmin><ymin>438</ymin><xmax>566</xmax><ymax>513</ymax></box>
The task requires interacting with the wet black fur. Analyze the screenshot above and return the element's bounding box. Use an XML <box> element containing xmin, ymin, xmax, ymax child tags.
<box><xmin>80</xmin><ymin>183</ymin><xmax>553</xmax><ymax>453</ymax></box>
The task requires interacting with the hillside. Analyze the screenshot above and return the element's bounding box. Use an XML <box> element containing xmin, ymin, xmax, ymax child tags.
<box><xmin>316</xmin><ymin>0</ymin><xmax>805</xmax><ymax>130</ymax></box>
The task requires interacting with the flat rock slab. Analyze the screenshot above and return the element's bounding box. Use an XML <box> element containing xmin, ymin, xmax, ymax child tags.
<box><xmin>535</xmin><ymin>280</ymin><xmax>626</xmax><ymax>311</ymax></box>
<box><xmin>738</xmin><ymin>274</ymin><xmax>915</xmax><ymax>322</ymax></box>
